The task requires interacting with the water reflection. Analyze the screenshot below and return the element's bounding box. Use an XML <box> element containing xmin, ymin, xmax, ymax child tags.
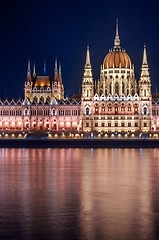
<box><xmin>0</xmin><ymin>148</ymin><xmax>159</xmax><ymax>239</ymax></box>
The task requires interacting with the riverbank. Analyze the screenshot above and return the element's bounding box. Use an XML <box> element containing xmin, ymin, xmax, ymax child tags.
<box><xmin>0</xmin><ymin>138</ymin><xmax>159</xmax><ymax>148</ymax></box>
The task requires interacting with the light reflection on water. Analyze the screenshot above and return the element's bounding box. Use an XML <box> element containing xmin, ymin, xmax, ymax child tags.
<box><xmin>0</xmin><ymin>148</ymin><xmax>159</xmax><ymax>239</ymax></box>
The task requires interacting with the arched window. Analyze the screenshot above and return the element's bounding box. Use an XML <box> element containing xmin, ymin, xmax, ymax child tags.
<box><xmin>122</xmin><ymin>83</ymin><xmax>125</xmax><ymax>94</ymax></box>
<box><xmin>115</xmin><ymin>82</ymin><xmax>119</xmax><ymax>95</ymax></box>
<box><xmin>121</xmin><ymin>103</ymin><xmax>125</xmax><ymax>112</ymax></box>
<box><xmin>114</xmin><ymin>104</ymin><xmax>118</xmax><ymax>114</ymax></box>
<box><xmin>109</xmin><ymin>83</ymin><xmax>112</xmax><ymax>95</ymax></box>
<box><xmin>46</xmin><ymin>96</ymin><xmax>51</xmax><ymax>104</ymax></box>
<box><xmin>108</xmin><ymin>103</ymin><xmax>112</xmax><ymax>112</ymax></box>
<box><xmin>101</xmin><ymin>104</ymin><xmax>105</xmax><ymax>113</ymax></box>
<box><xmin>24</xmin><ymin>108</ymin><xmax>28</xmax><ymax>116</ymax></box>
<box><xmin>33</xmin><ymin>96</ymin><xmax>38</xmax><ymax>103</ymax></box>
<box><xmin>144</xmin><ymin>89</ymin><xmax>146</xmax><ymax>97</ymax></box>
<box><xmin>86</xmin><ymin>107</ymin><xmax>90</xmax><ymax>115</ymax></box>
<box><xmin>128</xmin><ymin>104</ymin><xmax>131</xmax><ymax>112</ymax></box>
<box><xmin>143</xmin><ymin>107</ymin><xmax>147</xmax><ymax>115</ymax></box>
<box><xmin>134</xmin><ymin>104</ymin><xmax>138</xmax><ymax>114</ymax></box>
<box><xmin>52</xmin><ymin>108</ymin><xmax>56</xmax><ymax>116</ymax></box>
<box><xmin>40</xmin><ymin>96</ymin><xmax>44</xmax><ymax>103</ymax></box>
<box><xmin>94</xmin><ymin>104</ymin><xmax>99</xmax><ymax>114</ymax></box>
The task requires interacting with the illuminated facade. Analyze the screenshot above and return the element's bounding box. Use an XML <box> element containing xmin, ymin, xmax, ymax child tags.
<box><xmin>0</xmin><ymin>20</ymin><xmax>158</xmax><ymax>134</ymax></box>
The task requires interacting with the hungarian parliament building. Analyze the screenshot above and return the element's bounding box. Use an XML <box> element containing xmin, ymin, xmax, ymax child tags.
<box><xmin>0</xmin><ymin>21</ymin><xmax>159</xmax><ymax>136</ymax></box>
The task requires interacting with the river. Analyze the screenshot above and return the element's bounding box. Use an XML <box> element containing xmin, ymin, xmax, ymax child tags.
<box><xmin>0</xmin><ymin>148</ymin><xmax>159</xmax><ymax>240</ymax></box>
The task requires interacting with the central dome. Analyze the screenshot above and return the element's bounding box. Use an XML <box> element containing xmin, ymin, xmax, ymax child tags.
<box><xmin>103</xmin><ymin>19</ymin><xmax>133</xmax><ymax>70</ymax></box>
<box><xmin>103</xmin><ymin>48</ymin><xmax>132</xmax><ymax>69</ymax></box>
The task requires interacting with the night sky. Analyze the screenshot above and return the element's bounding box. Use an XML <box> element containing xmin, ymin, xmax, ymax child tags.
<box><xmin>0</xmin><ymin>0</ymin><xmax>159</xmax><ymax>99</ymax></box>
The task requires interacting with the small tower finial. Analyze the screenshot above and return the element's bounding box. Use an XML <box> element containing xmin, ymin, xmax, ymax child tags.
<box><xmin>85</xmin><ymin>45</ymin><xmax>91</xmax><ymax>67</ymax></box>
<box><xmin>142</xmin><ymin>45</ymin><xmax>148</xmax><ymax>65</ymax></box>
<box><xmin>114</xmin><ymin>19</ymin><xmax>120</xmax><ymax>49</ymax></box>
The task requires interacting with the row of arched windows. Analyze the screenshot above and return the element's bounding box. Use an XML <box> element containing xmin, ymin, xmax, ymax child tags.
<box><xmin>94</xmin><ymin>103</ymin><xmax>139</xmax><ymax>114</ymax></box>
<box><xmin>0</xmin><ymin>109</ymin><xmax>22</xmax><ymax>116</ymax></box>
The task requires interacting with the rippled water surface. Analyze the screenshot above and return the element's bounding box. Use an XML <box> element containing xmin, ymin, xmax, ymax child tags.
<box><xmin>0</xmin><ymin>148</ymin><xmax>159</xmax><ymax>240</ymax></box>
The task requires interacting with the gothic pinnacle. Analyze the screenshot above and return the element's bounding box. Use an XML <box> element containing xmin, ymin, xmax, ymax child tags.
<box><xmin>85</xmin><ymin>45</ymin><xmax>91</xmax><ymax>67</ymax></box>
<box><xmin>142</xmin><ymin>45</ymin><xmax>148</xmax><ymax>65</ymax></box>
<box><xmin>114</xmin><ymin>19</ymin><xmax>121</xmax><ymax>49</ymax></box>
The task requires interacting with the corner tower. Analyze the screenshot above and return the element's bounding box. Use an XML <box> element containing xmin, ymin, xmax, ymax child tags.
<box><xmin>52</xmin><ymin>59</ymin><xmax>64</xmax><ymax>100</ymax></box>
<box><xmin>81</xmin><ymin>46</ymin><xmax>94</xmax><ymax>132</ymax></box>
<box><xmin>139</xmin><ymin>45</ymin><xmax>152</xmax><ymax>132</ymax></box>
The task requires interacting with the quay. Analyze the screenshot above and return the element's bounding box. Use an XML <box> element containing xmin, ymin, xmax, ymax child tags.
<box><xmin>0</xmin><ymin>137</ymin><xmax>159</xmax><ymax>148</ymax></box>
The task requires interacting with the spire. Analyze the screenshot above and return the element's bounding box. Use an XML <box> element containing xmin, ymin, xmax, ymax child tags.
<box><xmin>139</xmin><ymin>44</ymin><xmax>150</xmax><ymax>87</ymax></box>
<box><xmin>59</xmin><ymin>62</ymin><xmax>62</xmax><ymax>82</ymax></box>
<box><xmin>33</xmin><ymin>62</ymin><xmax>36</xmax><ymax>77</ymax></box>
<box><xmin>142</xmin><ymin>45</ymin><xmax>148</xmax><ymax>65</ymax></box>
<box><xmin>114</xmin><ymin>19</ymin><xmax>120</xmax><ymax>49</ymax></box>
<box><xmin>44</xmin><ymin>60</ymin><xmax>46</xmax><ymax>75</ymax></box>
<box><xmin>55</xmin><ymin>58</ymin><xmax>58</xmax><ymax>71</ymax></box>
<box><xmin>54</xmin><ymin>58</ymin><xmax>58</xmax><ymax>80</ymax></box>
<box><xmin>28</xmin><ymin>59</ymin><xmax>31</xmax><ymax>72</ymax></box>
<box><xmin>85</xmin><ymin>45</ymin><xmax>91</xmax><ymax>67</ymax></box>
<box><xmin>59</xmin><ymin>62</ymin><xmax>61</xmax><ymax>76</ymax></box>
<box><xmin>27</xmin><ymin>59</ymin><xmax>31</xmax><ymax>81</ymax></box>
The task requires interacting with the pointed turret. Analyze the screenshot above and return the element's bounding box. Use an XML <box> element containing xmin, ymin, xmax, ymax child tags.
<box><xmin>81</xmin><ymin>46</ymin><xmax>94</xmax><ymax>132</ymax></box>
<box><xmin>114</xmin><ymin>19</ymin><xmax>121</xmax><ymax>49</ymax></box>
<box><xmin>52</xmin><ymin>59</ymin><xmax>64</xmax><ymax>100</ymax></box>
<box><xmin>140</xmin><ymin>45</ymin><xmax>150</xmax><ymax>79</ymax></box>
<box><xmin>139</xmin><ymin>45</ymin><xmax>151</xmax><ymax>99</ymax></box>
<box><xmin>82</xmin><ymin>46</ymin><xmax>94</xmax><ymax>99</ymax></box>
<box><xmin>139</xmin><ymin>45</ymin><xmax>152</xmax><ymax>132</ymax></box>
